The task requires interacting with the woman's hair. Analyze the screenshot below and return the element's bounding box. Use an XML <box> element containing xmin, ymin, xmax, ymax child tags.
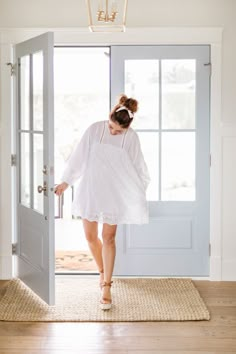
<box><xmin>110</xmin><ymin>94</ymin><xmax>138</xmax><ymax>128</ymax></box>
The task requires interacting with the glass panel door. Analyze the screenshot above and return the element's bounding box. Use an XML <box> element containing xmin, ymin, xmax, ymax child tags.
<box><xmin>111</xmin><ymin>45</ymin><xmax>210</xmax><ymax>276</ymax></box>
<box><xmin>15</xmin><ymin>32</ymin><xmax>55</xmax><ymax>304</ymax></box>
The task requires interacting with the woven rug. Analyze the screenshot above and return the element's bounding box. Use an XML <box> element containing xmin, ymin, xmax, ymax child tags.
<box><xmin>0</xmin><ymin>277</ymin><xmax>210</xmax><ymax>322</ymax></box>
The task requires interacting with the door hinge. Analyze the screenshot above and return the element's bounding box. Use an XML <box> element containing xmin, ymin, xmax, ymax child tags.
<box><xmin>209</xmin><ymin>244</ymin><xmax>211</xmax><ymax>257</ymax></box>
<box><xmin>12</xmin><ymin>243</ymin><xmax>17</xmax><ymax>255</ymax></box>
<box><xmin>6</xmin><ymin>62</ymin><xmax>16</xmax><ymax>76</ymax></box>
<box><xmin>204</xmin><ymin>62</ymin><xmax>212</xmax><ymax>76</ymax></box>
<box><xmin>11</xmin><ymin>154</ymin><xmax>17</xmax><ymax>166</ymax></box>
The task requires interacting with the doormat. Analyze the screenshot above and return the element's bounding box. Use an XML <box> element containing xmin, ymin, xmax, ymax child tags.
<box><xmin>0</xmin><ymin>277</ymin><xmax>210</xmax><ymax>322</ymax></box>
<box><xmin>55</xmin><ymin>250</ymin><xmax>97</xmax><ymax>272</ymax></box>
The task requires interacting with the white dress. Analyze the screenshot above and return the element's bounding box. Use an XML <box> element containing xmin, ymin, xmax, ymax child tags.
<box><xmin>61</xmin><ymin>120</ymin><xmax>151</xmax><ymax>225</ymax></box>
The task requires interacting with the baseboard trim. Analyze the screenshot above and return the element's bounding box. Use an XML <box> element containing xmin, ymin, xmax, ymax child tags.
<box><xmin>222</xmin><ymin>259</ymin><xmax>236</xmax><ymax>280</ymax></box>
<box><xmin>210</xmin><ymin>256</ymin><xmax>222</xmax><ymax>280</ymax></box>
<box><xmin>0</xmin><ymin>255</ymin><xmax>13</xmax><ymax>279</ymax></box>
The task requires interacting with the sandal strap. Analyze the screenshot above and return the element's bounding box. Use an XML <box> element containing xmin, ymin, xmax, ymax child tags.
<box><xmin>101</xmin><ymin>297</ymin><xmax>111</xmax><ymax>303</ymax></box>
<box><xmin>101</xmin><ymin>281</ymin><xmax>113</xmax><ymax>287</ymax></box>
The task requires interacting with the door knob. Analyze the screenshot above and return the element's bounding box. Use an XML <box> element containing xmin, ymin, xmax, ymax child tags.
<box><xmin>38</xmin><ymin>185</ymin><xmax>47</xmax><ymax>193</ymax></box>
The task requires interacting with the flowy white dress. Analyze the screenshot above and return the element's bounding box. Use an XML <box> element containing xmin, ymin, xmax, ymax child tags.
<box><xmin>61</xmin><ymin>120</ymin><xmax>151</xmax><ymax>225</ymax></box>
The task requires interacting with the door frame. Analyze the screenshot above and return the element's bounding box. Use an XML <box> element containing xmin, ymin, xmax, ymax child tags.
<box><xmin>0</xmin><ymin>27</ymin><xmax>223</xmax><ymax>280</ymax></box>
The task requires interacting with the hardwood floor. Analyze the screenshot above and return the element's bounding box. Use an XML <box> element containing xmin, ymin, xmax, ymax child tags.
<box><xmin>0</xmin><ymin>280</ymin><xmax>236</xmax><ymax>353</ymax></box>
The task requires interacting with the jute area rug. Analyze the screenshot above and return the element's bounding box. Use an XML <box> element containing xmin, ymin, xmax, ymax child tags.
<box><xmin>0</xmin><ymin>276</ymin><xmax>210</xmax><ymax>322</ymax></box>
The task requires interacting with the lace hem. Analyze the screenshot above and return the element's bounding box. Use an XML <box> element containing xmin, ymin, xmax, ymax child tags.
<box><xmin>71</xmin><ymin>210</ymin><xmax>149</xmax><ymax>225</ymax></box>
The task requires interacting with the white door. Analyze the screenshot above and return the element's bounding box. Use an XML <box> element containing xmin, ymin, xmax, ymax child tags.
<box><xmin>111</xmin><ymin>45</ymin><xmax>210</xmax><ymax>276</ymax></box>
<box><xmin>15</xmin><ymin>32</ymin><xmax>55</xmax><ymax>304</ymax></box>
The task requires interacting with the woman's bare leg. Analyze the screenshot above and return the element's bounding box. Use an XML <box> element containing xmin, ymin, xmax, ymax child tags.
<box><xmin>101</xmin><ymin>223</ymin><xmax>117</xmax><ymax>304</ymax></box>
<box><xmin>82</xmin><ymin>219</ymin><xmax>103</xmax><ymax>282</ymax></box>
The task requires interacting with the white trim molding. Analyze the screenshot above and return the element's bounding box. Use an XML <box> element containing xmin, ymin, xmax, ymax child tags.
<box><xmin>0</xmin><ymin>42</ymin><xmax>13</xmax><ymax>279</ymax></box>
<box><xmin>221</xmin><ymin>123</ymin><xmax>236</xmax><ymax>280</ymax></box>
<box><xmin>0</xmin><ymin>27</ymin><xmax>223</xmax><ymax>280</ymax></box>
<box><xmin>0</xmin><ymin>26</ymin><xmax>223</xmax><ymax>45</ymax></box>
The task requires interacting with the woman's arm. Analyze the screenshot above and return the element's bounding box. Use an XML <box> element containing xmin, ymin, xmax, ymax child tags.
<box><xmin>61</xmin><ymin>125</ymin><xmax>91</xmax><ymax>186</ymax></box>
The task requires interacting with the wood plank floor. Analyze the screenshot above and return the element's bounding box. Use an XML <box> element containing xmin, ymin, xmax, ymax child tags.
<box><xmin>0</xmin><ymin>279</ymin><xmax>236</xmax><ymax>353</ymax></box>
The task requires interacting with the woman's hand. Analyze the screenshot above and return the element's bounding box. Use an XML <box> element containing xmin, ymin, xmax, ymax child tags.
<box><xmin>54</xmin><ymin>182</ymin><xmax>69</xmax><ymax>196</ymax></box>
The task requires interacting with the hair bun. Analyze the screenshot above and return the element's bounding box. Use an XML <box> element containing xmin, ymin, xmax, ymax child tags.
<box><xmin>125</xmin><ymin>98</ymin><xmax>138</xmax><ymax>113</ymax></box>
<box><xmin>117</xmin><ymin>94</ymin><xmax>138</xmax><ymax>113</ymax></box>
<box><xmin>118</xmin><ymin>94</ymin><xmax>128</xmax><ymax>106</ymax></box>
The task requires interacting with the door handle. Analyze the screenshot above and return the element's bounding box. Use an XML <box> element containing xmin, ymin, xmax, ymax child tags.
<box><xmin>38</xmin><ymin>184</ymin><xmax>47</xmax><ymax>193</ymax></box>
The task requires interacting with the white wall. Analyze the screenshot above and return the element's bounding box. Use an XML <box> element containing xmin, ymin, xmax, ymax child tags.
<box><xmin>0</xmin><ymin>0</ymin><xmax>236</xmax><ymax>279</ymax></box>
<box><xmin>0</xmin><ymin>0</ymin><xmax>235</xmax><ymax>124</ymax></box>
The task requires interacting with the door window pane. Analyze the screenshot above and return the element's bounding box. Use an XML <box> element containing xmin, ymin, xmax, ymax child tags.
<box><xmin>33</xmin><ymin>134</ymin><xmax>44</xmax><ymax>214</ymax></box>
<box><xmin>125</xmin><ymin>60</ymin><xmax>159</xmax><ymax>129</ymax></box>
<box><xmin>162</xmin><ymin>60</ymin><xmax>196</xmax><ymax>129</ymax></box>
<box><xmin>162</xmin><ymin>132</ymin><xmax>195</xmax><ymax>201</ymax></box>
<box><xmin>138</xmin><ymin>132</ymin><xmax>159</xmax><ymax>201</ymax></box>
<box><xmin>33</xmin><ymin>51</ymin><xmax>43</xmax><ymax>131</ymax></box>
<box><xmin>20</xmin><ymin>56</ymin><xmax>30</xmax><ymax>130</ymax></box>
<box><xmin>20</xmin><ymin>133</ymin><xmax>30</xmax><ymax>207</ymax></box>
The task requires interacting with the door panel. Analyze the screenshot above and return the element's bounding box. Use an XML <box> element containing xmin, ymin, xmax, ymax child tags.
<box><xmin>126</xmin><ymin>218</ymin><xmax>192</xmax><ymax>250</ymax></box>
<box><xmin>15</xmin><ymin>32</ymin><xmax>55</xmax><ymax>304</ymax></box>
<box><xmin>111</xmin><ymin>45</ymin><xmax>210</xmax><ymax>276</ymax></box>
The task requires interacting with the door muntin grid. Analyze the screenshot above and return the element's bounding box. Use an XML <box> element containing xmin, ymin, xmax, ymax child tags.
<box><xmin>125</xmin><ymin>59</ymin><xmax>196</xmax><ymax>202</ymax></box>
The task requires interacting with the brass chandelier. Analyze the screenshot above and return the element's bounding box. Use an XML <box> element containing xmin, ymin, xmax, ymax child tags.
<box><xmin>86</xmin><ymin>0</ymin><xmax>128</xmax><ymax>32</ymax></box>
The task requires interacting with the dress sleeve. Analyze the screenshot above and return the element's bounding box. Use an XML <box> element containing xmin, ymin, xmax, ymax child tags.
<box><xmin>61</xmin><ymin>126</ymin><xmax>91</xmax><ymax>186</ymax></box>
<box><xmin>127</xmin><ymin>132</ymin><xmax>151</xmax><ymax>191</ymax></box>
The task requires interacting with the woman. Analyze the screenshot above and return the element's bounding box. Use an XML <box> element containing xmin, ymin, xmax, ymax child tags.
<box><xmin>55</xmin><ymin>94</ymin><xmax>150</xmax><ymax>310</ymax></box>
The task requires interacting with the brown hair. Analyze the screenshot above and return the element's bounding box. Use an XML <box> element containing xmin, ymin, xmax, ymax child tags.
<box><xmin>110</xmin><ymin>94</ymin><xmax>138</xmax><ymax>128</ymax></box>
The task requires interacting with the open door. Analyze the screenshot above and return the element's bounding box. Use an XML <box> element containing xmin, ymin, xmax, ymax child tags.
<box><xmin>14</xmin><ymin>32</ymin><xmax>55</xmax><ymax>304</ymax></box>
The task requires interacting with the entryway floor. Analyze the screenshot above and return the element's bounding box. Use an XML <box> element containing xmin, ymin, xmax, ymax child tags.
<box><xmin>0</xmin><ymin>280</ymin><xmax>236</xmax><ymax>352</ymax></box>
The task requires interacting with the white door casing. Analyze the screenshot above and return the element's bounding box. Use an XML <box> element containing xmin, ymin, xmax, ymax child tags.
<box><xmin>0</xmin><ymin>28</ymin><xmax>222</xmax><ymax>280</ymax></box>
